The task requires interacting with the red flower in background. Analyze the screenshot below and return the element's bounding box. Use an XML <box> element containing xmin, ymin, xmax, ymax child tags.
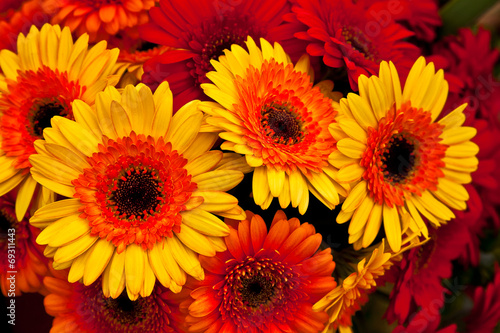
<box><xmin>280</xmin><ymin>0</ymin><xmax>420</xmax><ymax>90</ymax></box>
<box><xmin>465</xmin><ymin>265</ymin><xmax>500</xmax><ymax>333</ymax></box>
<box><xmin>384</xmin><ymin>219</ymin><xmax>471</xmax><ymax>327</ymax></box>
<box><xmin>41</xmin><ymin>0</ymin><xmax>156</xmax><ymax>42</ymax></box>
<box><xmin>363</xmin><ymin>0</ymin><xmax>442</xmax><ymax>42</ymax></box>
<box><xmin>0</xmin><ymin>191</ymin><xmax>49</xmax><ymax>296</ymax></box>
<box><xmin>433</xmin><ymin>27</ymin><xmax>500</xmax><ymax>124</ymax></box>
<box><xmin>139</xmin><ymin>0</ymin><xmax>294</xmax><ymax>111</ymax></box>
<box><xmin>181</xmin><ymin>211</ymin><xmax>336</xmax><ymax>333</ymax></box>
<box><xmin>0</xmin><ymin>0</ymin><xmax>49</xmax><ymax>52</ymax></box>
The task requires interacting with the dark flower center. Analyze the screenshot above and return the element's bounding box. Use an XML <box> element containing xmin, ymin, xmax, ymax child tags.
<box><xmin>109</xmin><ymin>169</ymin><xmax>163</xmax><ymax>220</ymax></box>
<box><xmin>75</xmin><ymin>282</ymin><xmax>173</xmax><ymax>333</ymax></box>
<box><xmin>28</xmin><ymin>98</ymin><xmax>68</xmax><ymax>138</ymax></box>
<box><xmin>261</xmin><ymin>102</ymin><xmax>304</xmax><ymax>145</ymax></box>
<box><xmin>240</xmin><ymin>275</ymin><xmax>275</xmax><ymax>308</ymax></box>
<box><xmin>104</xmin><ymin>292</ymin><xmax>142</xmax><ymax>324</ymax></box>
<box><xmin>194</xmin><ymin>16</ymin><xmax>260</xmax><ymax>85</ymax></box>
<box><xmin>342</xmin><ymin>27</ymin><xmax>378</xmax><ymax>61</ymax></box>
<box><xmin>0</xmin><ymin>209</ymin><xmax>13</xmax><ymax>235</ymax></box>
<box><xmin>381</xmin><ymin>133</ymin><xmax>418</xmax><ymax>184</ymax></box>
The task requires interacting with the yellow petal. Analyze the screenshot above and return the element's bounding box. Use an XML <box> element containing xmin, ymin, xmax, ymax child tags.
<box><xmin>175</xmin><ymin>224</ymin><xmax>216</xmax><ymax>257</ymax></box>
<box><xmin>184</xmin><ymin>151</ymin><xmax>223</xmax><ymax>177</ymax></box>
<box><xmin>181</xmin><ymin>208</ymin><xmax>230</xmax><ymax>237</ymax></box>
<box><xmin>15</xmin><ymin>176</ymin><xmax>38</xmax><ymax>221</ymax></box>
<box><xmin>337</xmin><ymin>138</ymin><xmax>366</xmax><ymax>159</ymax></box>
<box><xmin>383</xmin><ymin>204</ymin><xmax>401</xmax><ymax>252</ymax></box>
<box><xmin>342</xmin><ymin>181</ymin><xmax>368</xmax><ymax>212</ymax></box>
<box><xmin>83</xmin><ymin>239</ymin><xmax>115</xmax><ymax>285</ymax></box>
<box><xmin>337</xmin><ymin>163</ymin><xmax>364</xmax><ymax>183</ymax></box>
<box><xmin>166</xmin><ymin>235</ymin><xmax>204</xmax><ymax>280</ymax></box>
<box><xmin>125</xmin><ymin>244</ymin><xmax>145</xmax><ymax>298</ymax></box>
<box><xmin>148</xmin><ymin>244</ymin><xmax>171</xmax><ymax>288</ymax></box>
<box><xmin>252</xmin><ymin>166</ymin><xmax>270</xmax><ymax>206</ymax></box>
<box><xmin>54</xmin><ymin>233</ymin><xmax>98</xmax><ymax>263</ymax></box>
<box><xmin>267</xmin><ymin>167</ymin><xmax>285</xmax><ymax>197</ymax></box>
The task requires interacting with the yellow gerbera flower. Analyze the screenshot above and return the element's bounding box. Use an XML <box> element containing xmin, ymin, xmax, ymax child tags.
<box><xmin>313</xmin><ymin>242</ymin><xmax>395</xmax><ymax>333</ymax></box>
<box><xmin>201</xmin><ymin>37</ymin><xmax>348</xmax><ymax>214</ymax></box>
<box><xmin>331</xmin><ymin>57</ymin><xmax>478</xmax><ymax>252</ymax></box>
<box><xmin>29</xmin><ymin>82</ymin><xmax>246</xmax><ymax>300</ymax></box>
<box><xmin>0</xmin><ymin>23</ymin><xmax>119</xmax><ymax>220</ymax></box>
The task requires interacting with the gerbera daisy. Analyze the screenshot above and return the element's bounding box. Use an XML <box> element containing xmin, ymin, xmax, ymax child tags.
<box><xmin>363</xmin><ymin>0</ymin><xmax>442</xmax><ymax>42</ymax></box>
<box><xmin>313</xmin><ymin>242</ymin><xmax>394</xmax><ymax>333</ymax></box>
<box><xmin>433</xmin><ymin>27</ymin><xmax>500</xmax><ymax>126</ymax></box>
<box><xmin>183</xmin><ymin>210</ymin><xmax>337</xmax><ymax>332</ymax></box>
<box><xmin>29</xmin><ymin>82</ymin><xmax>246</xmax><ymax>300</ymax></box>
<box><xmin>331</xmin><ymin>57</ymin><xmax>479</xmax><ymax>252</ymax></box>
<box><xmin>465</xmin><ymin>265</ymin><xmax>500</xmax><ymax>333</ymax></box>
<box><xmin>201</xmin><ymin>37</ymin><xmax>347</xmax><ymax>214</ymax></box>
<box><xmin>282</xmin><ymin>0</ymin><xmax>420</xmax><ymax>90</ymax></box>
<box><xmin>139</xmin><ymin>0</ymin><xmax>294</xmax><ymax>111</ymax></box>
<box><xmin>384</xmin><ymin>219</ymin><xmax>471</xmax><ymax>326</ymax></box>
<box><xmin>0</xmin><ymin>191</ymin><xmax>49</xmax><ymax>296</ymax></box>
<box><xmin>0</xmin><ymin>23</ymin><xmax>119</xmax><ymax>221</ymax></box>
<box><xmin>41</xmin><ymin>0</ymin><xmax>155</xmax><ymax>43</ymax></box>
<box><xmin>0</xmin><ymin>0</ymin><xmax>49</xmax><ymax>52</ymax></box>
<box><xmin>43</xmin><ymin>271</ymin><xmax>181</xmax><ymax>333</ymax></box>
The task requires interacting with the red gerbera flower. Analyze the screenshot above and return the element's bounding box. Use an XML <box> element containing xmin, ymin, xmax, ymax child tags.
<box><xmin>363</xmin><ymin>0</ymin><xmax>442</xmax><ymax>42</ymax></box>
<box><xmin>181</xmin><ymin>210</ymin><xmax>337</xmax><ymax>333</ymax></box>
<box><xmin>0</xmin><ymin>191</ymin><xmax>49</xmax><ymax>296</ymax></box>
<box><xmin>280</xmin><ymin>0</ymin><xmax>420</xmax><ymax>90</ymax></box>
<box><xmin>384</xmin><ymin>220</ymin><xmax>471</xmax><ymax>326</ymax></box>
<box><xmin>392</xmin><ymin>310</ymin><xmax>457</xmax><ymax>333</ymax></box>
<box><xmin>139</xmin><ymin>0</ymin><xmax>294</xmax><ymax>111</ymax></box>
<box><xmin>433</xmin><ymin>27</ymin><xmax>500</xmax><ymax>124</ymax></box>
<box><xmin>465</xmin><ymin>265</ymin><xmax>500</xmax><ymax>333</ymax></box>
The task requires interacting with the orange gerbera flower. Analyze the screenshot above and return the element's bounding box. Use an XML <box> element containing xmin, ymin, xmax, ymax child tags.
<box><xmin>41</xmin><ymin>0</ymin><xmax>156</xmax><ymax>42</ymax></box>
<box><xmin>182</xmin><ymin>210</ymin><xmax>337</xmax><ymax>333</ymax></box>
<box><xmin>43</xmin><ymin>271</ymin><xmax>182</xmax><ymax>333</ymax></box>
<box><xmin>0</xmin><ymin>0</ymin><xmax>49</xmax><ymax>52</ymax></box>
<box><xmin>201</xmin><ymin>37</ymin><xmax>347</xmax><ymax>214</ymax></box>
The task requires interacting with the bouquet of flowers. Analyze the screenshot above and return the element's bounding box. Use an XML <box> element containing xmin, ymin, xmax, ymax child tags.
<box><xmin>1</xmin><ymin>0</ymin><xmax>499</xmax><ymax>332</ymax></box>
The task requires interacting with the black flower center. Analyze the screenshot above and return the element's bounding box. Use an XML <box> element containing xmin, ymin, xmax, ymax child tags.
<box><xmin>381</xmin><ymin>133</ymin><xmax>418</xmax><ymax>184</ymax></box>
<box><xmin>104</xmin><ymin>292</ymin><xmax>142</xmax><ymax>324</ymax></box>
<box><xmin>240</xmin><ymin>275</ymin><xmax>275</xmax><ymax>308</ymax></box>
<box><xmin>0</xmin><ymin>209</ymin><xmax>13</xmax><ymax>234</ymax></box>
<box><xmin>28</xmin><ymin>99</ymin><xmax>68</xmax><ymax>138</ymax></box>
<box><xmin>261</xmin><ymin>102</ymin><xmax>304</xmax><ymax>145</ymax></box>
<box><xmin>110</xmin><ymin>170</ymin><xmax>162</xmax><ymax>219</ymax></box>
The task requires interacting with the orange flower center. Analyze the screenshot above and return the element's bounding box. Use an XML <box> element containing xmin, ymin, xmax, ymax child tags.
<box><xmin>73</xmin><ymin>132</ymin><xmax>197</xmax><ymax>253</ymax></box>
<box><xmin>0</xmin><ymin>66</ymin><xmax>82</xmax><ymax>171</ymax></box>
<box><xmin>361</xmin><ymin>102</ymin><xmax>447</xmax><ymax>207</ymax></box>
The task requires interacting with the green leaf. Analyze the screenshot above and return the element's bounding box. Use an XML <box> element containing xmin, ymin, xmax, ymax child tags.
<box><xmin>440</xmin><ymin>0</ymin><xmax>499</xmax><ymax>36</ymax></box>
